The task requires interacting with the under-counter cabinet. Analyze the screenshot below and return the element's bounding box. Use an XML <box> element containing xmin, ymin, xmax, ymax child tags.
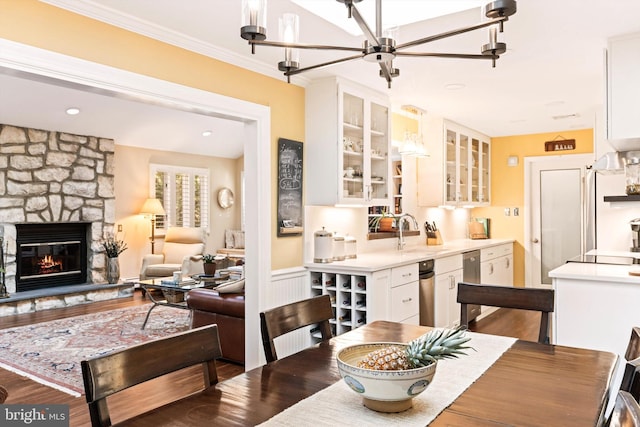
<box><xmin>305</xmin><ymin>77</ymin><xmax>391</xmax><ymax>206</ymax></box>
<box><xmin>480</xmin><ymin>243</ymin><xmax>514</xmax><ymax>286</ymax></box>
<box><xmin>417</xmin><ymin>117</ymin><xmax>490</xmax><ymax>207</ymax></box>
<box><xmin>434</xmin><ymin>254</ymin><xmax>463</xmax><ymax>328</ymax></box>
<box><xmin>390</xmin><ymin>263</ymin><xmax>419</xmax><ymax>324</ymax></box>
<box><xmin>308</xmin><ymin>263</ymin><xmax>418</xmax><ymax>342</ymax></box>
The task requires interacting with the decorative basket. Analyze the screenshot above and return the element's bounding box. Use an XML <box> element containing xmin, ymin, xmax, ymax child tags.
<box><xmin>162</xmin><ymin>289</ymin><xmax>184</xmax><ymax>303</ymax></box>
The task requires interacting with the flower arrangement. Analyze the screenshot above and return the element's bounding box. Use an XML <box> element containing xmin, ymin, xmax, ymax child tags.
<box><xmin>202</xmin><ymin>253</ymin><xmax>216</xmax><ymax>264</ymax></box>
<box><xmin>102</xmin><ymin>235</ymin><xmax>128</xmax><ymax>258</ymax></box>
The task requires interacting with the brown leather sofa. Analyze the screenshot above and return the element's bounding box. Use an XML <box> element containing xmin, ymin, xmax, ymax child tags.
<box><xmin>185</xmin><ymin>289</ymin><xmax>245</xmax><ymax>365</ymax></box>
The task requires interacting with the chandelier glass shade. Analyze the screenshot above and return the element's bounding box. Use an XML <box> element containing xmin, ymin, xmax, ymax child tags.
<box><xmin>398</xmin><ymin>105</ymin><xmax>428</xmax><ymax>157</ymax></box>
<box><xmin>240</xmin><ymin>0</ymin><xmax>517</xmax><ymax>87</ymax></box>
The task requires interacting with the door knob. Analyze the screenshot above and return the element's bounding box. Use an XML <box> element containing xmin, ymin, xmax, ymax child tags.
<box><xmin>532</xmin><ymin>238</ymin><xmax>539</xmax><ymax>243</ymax></box>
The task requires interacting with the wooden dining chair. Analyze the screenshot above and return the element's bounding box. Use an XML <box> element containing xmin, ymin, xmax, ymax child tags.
<box><xmin>457</xmin><ymin>282</ymin><xmax>555</xmax><ymax>344</ymax></box>
<box><xmin>260</xmin><ymin>294</ymin><xmax>333</xmax><ymax>363</ymax></box>
<box><xmin>608</xmin><ymin>390</ymin><xmax>640</xmax><ymax>427</ymax></box>
<box><xmin>81</xmin><ymin>324</ymin><xmax>222</xmax><ymax>427</ymax></box>
<box><xmin>621</xmin><ymin>327</ymin><xmax>640</xmax><ymax>402</ymax></box>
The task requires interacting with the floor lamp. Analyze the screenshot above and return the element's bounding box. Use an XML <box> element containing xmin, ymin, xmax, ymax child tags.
<box><xmin>140</xmin><ymin>198</ymin><xmax>166</xmax><ymax>254</ymax></box>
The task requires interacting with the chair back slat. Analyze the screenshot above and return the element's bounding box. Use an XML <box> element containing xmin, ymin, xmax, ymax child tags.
<box><xmin>81</xmin><ymin>324</ymin><xmax>221</xmax><ymax>427</ymax></box>
<box><xmin>621</xmin><ymin>327</ymin><xmax>640</xmax><ymax>403</ymax></box>
<box><xmin>609</xmin><ymin>390</ymin><xmax>640</xmax><ymax>427</ymax></box>
<box><xmin>457</xmin><ymin>282</ymin><xmax>555</xmax><ymax>344</ymax></box>
<box><xmin>260</xmin><ymin>295</ymin><xmax>333</xmax><ymax>363</ymax></box>
<box><xmin>626</xmin><ymin>327</ymin><xmax>640</xmax><ymax>361</ymax></box>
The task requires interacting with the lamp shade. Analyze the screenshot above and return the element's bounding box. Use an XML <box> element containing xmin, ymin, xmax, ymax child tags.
<box><xmin>140</xmin><ymin>198</ymin><xmax>166</xmax><ymax>216</ymax></box>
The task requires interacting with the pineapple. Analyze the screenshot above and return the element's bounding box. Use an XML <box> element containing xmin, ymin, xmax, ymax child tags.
<box><xmin>357</xmin><ymin>327</ymin><xmax>472</xmax><ymax>371</ymax></box>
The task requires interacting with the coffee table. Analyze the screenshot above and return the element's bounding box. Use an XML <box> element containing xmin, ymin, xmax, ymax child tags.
<box><xmin>137</xmin><ymin>274</ymin><xmax>231</xmax><ymax>329</ymax></box>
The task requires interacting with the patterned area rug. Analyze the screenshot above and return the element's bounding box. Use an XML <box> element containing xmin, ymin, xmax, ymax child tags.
<box><xmin>0</xmin><ymin>304</ymin><xmax>190</xmax><ymax>397</ymax></box>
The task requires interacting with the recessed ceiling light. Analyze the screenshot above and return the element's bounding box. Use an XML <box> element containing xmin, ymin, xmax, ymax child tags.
<box><xmin>545</xmin><ymin>100</ymin><xmax>565</xmax><ymax>107</ymax></box>
<box><xmin>202</xmin><ymin>130</ymin><xmax>212</xmax><ymax>137</ymax></box>
<box><xmin>66</xmin><ymin>107</ymin><xmax>80</xmax><ymax>115</ymax></box>
<box><xmin>552</xmin><ymin>113</ymin><xmax>580</xmax><ymax>120</ymax></box>
<box><xmin>444</xmin><ymin>83</ymin><xmax>466</xmax><ymax>90</ymax></box>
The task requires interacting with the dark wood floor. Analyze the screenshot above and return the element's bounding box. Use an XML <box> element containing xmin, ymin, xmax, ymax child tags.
<box><xmin>0</xmin><ymin>292</ymin><xmax>538</xmax><ymax>426</ymax></box>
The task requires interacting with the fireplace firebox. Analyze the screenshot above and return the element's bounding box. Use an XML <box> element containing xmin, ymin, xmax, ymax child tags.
<box><xmin>16</xmin><ymin>223</ymin><xmax>89</xmax><ymax>292</ymax></box>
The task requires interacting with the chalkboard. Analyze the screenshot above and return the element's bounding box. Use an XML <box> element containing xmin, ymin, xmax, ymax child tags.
<box><xmin>277</xmin><ymin>138</ymin><xmax>303</xmax><ymax>237</ymax></box>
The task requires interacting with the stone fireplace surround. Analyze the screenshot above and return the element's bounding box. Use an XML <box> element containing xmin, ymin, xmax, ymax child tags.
<box><xmin>0</xmin><ymin>123</ymin><xmax>126</xmax><ymax>314</ymax></box>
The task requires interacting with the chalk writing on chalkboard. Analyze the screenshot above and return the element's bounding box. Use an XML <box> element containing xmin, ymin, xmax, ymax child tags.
<box><xmin>277</xmin><ymin>138</ymin><xmax>303</xmax><ymax>237</ymax></box>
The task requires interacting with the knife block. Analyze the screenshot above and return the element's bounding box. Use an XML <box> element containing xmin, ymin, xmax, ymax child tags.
<box><xmin>426</xmin><ymin>230</ymin><xmax>443</xmax><ymax>246</ymax></box>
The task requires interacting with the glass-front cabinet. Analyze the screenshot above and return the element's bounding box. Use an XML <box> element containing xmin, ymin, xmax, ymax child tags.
<box><xmin>306</xmin><ymin>77</ymin><xmax>391</xmax><ymax>206</ymax></box>
<box><xmin>418</xmin><ymin>117</ymin><xmax>490</xmax><ymax>207</ymax></box>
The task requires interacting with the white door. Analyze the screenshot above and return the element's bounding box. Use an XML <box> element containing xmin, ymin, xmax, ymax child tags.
<box><xmin>525</xmin><ymin>154</ymin><xmax>592</xmax><ymax>287</ymax></box>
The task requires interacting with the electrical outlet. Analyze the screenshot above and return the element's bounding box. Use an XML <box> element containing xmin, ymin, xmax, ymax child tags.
<box><xmin>117</xmin><ymin>224</ymin><xmax>123</xmax><ymax>232</ymax></box>
<box><xmin>513</xmin><ymin>207</ymin><xmax>519</xmax><ymax>216</ymax></box>
<box><xmin>504</xmin><ymin>208</ymin><xmax>510</xmax><ymax>216</ymax></box>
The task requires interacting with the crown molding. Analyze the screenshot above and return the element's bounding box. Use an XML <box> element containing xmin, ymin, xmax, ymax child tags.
<box><xmin>39</xmin><ymin>0</ymin><xmax>310</xmax><ymax>87</ymax></box>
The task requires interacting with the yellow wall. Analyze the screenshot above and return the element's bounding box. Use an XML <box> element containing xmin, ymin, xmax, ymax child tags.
<box><xmin>472</xmin><ymin>128</ymin><xmax>594</xmax><ymax>286</ymax></box>
<box><xmin>1</xmin><ymin>0</ymin><xmax>305</xmax><ymax>270</ymax></box>
<box><xmin>391</xmin><ymin>112</ymin><xmax>419</xmax><ymax>142</ymax></box>
<box><xmin>115</xmin><ymin>146</ymin><xmax>241</xmax><ymax>278</ymax></box>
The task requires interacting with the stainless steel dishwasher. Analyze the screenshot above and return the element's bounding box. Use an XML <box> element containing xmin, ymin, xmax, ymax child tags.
<box><xmin>463</xmin><ymin>250</ymin><xmax>481</xmax><ymax>322</ymax></box>
<box><xmin>418</xmin><ymin>259</ymin><xmax>435</xmax><ymax>326</ymax></box>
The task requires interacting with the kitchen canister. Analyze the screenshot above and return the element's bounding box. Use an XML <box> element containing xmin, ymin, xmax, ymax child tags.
<box><xmin>332</xmin><ymin>234</ymin><xmax>345</xmax><ymax>261</ymax></box>
<box><xmin>626</xmin><ymin>152</ymin><xmax>640</xmax><ymax>195</ymax></box>
<box><xmin>313</xmin><ymin>227</ymin><xmax>333</xmax><ymax>263</ymax></box>
<box><xmin>345</xmin><ymin>235</ymin><xmax>357</xmax><ymax>259</ymax></box>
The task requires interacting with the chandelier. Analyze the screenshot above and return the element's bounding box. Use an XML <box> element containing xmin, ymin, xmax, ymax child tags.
<box><xmin>240</xmin><ymin>0</ymin><xmax>517</xmax><ymax>87</ymax></box>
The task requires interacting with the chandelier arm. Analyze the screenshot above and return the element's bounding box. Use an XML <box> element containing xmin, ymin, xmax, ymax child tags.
<box><xmin>396</xmin><ymin>16</ymin><xmax>508</xmax><ymax>51</ymax></box>
<box><xmin>284</xmin><ymin>54</ymin><xmax>363</xmax><ymax>76</ymax></box>
<box><xmin>378</xmin><ymin>61</ymin><xmax>393</xmax><ymax>85</ymax></box>
<box><xmin>249</xmin><ymin>40</ymin><xmax>362</xmax><ymax>52</ymax></box>
<box><xmin>348</xmin><ymin>1</ymin><xmax>381</xmax><ymax>46</ymax></box>
<box><xmin>396</xmin><ymin>52</ymin><xmax>498</xmax><ymax>60</ymax></box>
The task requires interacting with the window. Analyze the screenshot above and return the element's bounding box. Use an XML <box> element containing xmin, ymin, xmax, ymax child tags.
<box><xmin>150</xmin><ymin>164</ymin><xmax>209</xmax><ymax>231</ymax></box>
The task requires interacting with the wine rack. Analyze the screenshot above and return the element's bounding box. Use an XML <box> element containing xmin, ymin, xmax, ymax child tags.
<box><xmin>310</xmin><ymin>271</ymin><xmax>368</xmax><ymax>342</ymax></box>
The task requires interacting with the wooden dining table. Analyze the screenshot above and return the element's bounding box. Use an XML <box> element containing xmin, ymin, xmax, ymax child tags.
<box><xmin>117</xmin><ymin>320</ymin><xmax>618</xmax><ymax>426</ymax></box>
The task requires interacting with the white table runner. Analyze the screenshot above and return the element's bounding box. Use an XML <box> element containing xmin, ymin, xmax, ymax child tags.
<box><xmin>258</xmin><ymin>332</ymin><xmax>517</xmax><ymax>427</ymax></box>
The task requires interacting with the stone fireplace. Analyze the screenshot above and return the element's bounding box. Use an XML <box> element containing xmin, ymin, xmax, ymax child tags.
<box><xmin>0</xmin><ymin>124</ymin><xmax>115</xmax><ymax>294</ymax></box>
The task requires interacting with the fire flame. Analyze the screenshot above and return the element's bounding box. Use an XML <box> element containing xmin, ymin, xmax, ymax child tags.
<box><xmin>38</xmin><ymin>255</ymin><xmax>63</xmax><ymax>273</ymax></box>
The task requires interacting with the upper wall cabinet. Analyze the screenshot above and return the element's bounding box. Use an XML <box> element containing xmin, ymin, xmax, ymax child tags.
<box><xmin>417</xmin><ymin>118</ymin><xmax>490</xmax><ymax>207</ymax></box>
<box><xmin>607</xmin><ymin>32</ymin><xmax>640</xmax><ymax>149</ymax></box>
<box><xmin>306</xmin><ymin>77</ymin><xmax>391</xmax><ymax>206</ymax></box>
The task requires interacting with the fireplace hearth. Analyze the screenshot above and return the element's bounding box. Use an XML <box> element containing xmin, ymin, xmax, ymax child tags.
<box><xmin>16</xmin><ymin>223</ymin><xmax>89</xmax><ymax>292</ymax></box>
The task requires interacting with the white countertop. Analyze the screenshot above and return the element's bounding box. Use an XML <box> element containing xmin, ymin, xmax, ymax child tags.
<box><xmin>549</xmin><ymin>262</ymin><xmax>640</xmax><ymax>284</ymax></box>
<box><xmin>304</xmin><ymin>238</ymin><xmax>514</xmax><ymax>272</ymax></box>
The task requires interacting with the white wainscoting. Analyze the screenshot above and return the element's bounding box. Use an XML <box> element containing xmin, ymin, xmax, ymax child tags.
<box><xmin>264</xmin><ymin>267</ymin><xmax>311</xmax><ymax>360</ymax></box>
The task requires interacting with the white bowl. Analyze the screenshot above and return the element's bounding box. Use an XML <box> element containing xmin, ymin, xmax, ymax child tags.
<box><xmin>336</xmin><ymin>342</ymin><xmax>437</xmax><ymax>413</ymax></box>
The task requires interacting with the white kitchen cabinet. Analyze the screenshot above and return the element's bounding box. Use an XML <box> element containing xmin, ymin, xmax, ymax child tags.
<box><xmin>607</xmin><ymin>32</ymin><xmax>640</xmax><ymax>145</ymax></box>
<box><xmin>480</xmin><ymin>243</ymin><xmax>514</xmax><ymax>286</ymax></box>
<box><xmin>417</xmin><ymin>117</ymin><xmax>490</xmax><ymax>207</ymax></box>
<box><xmin>308</xmin><ymin>263</ymin><xmax>418</xmax><ymax>343</ymax></box>
<box><xmin>306</xmin><ymin>77</ymin><xmax>391</xmax><ymax>206</ymax></box>
<box><xmin>434</xmin><ymin>254</ymin><xmax>463</xmax><ymax>328</ymax></box>
<box><xmin>390</xmin><ymin>263</ymin><xmax>419</xmax><ymax>324</ymax></box>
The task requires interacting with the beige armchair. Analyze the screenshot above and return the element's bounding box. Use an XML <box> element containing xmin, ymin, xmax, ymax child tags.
<box><xmin>139</xmin><ymin>226</ymin><xmax>206</xmax><ymax>280</ymax></box>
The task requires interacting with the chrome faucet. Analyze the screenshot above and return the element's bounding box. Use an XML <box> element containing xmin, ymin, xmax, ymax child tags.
<box><xmin>397</xmin><ymin>213</ymin><xmax>419</xmax><ymax>250</ymax></box>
